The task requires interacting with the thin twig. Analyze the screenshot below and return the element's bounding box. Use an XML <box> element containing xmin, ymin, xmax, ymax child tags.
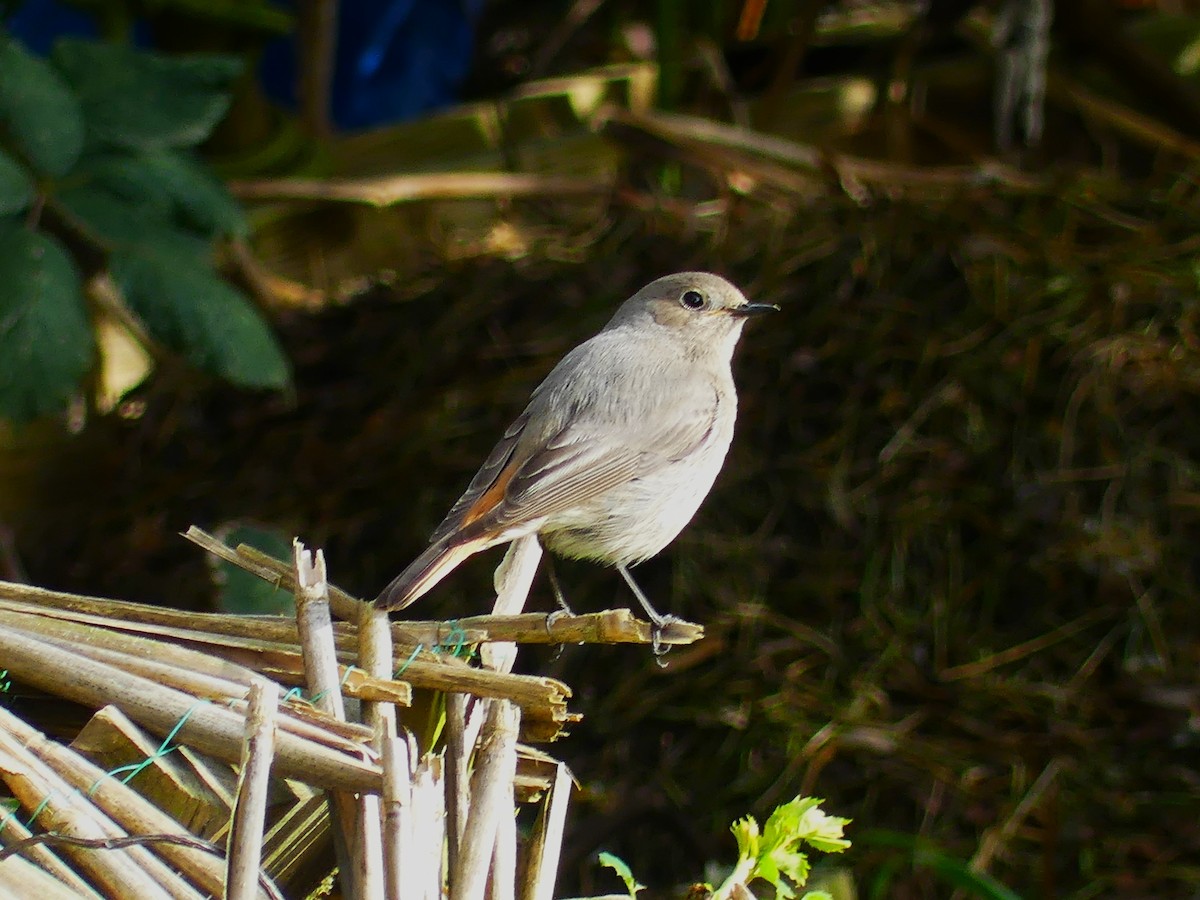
<box><xmin>229</xmin><ymin>172</ymin><xmax>613</xmax><ymax>207</ymax></box>
<box><xmin>226</xmin><ymin>679</ymin><xmax>280</xmax><ymax>900</ymax></box>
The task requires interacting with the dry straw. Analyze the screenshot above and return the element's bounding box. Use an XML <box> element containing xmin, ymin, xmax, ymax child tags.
<box><xmin>0</xmin><ymin>526</ymin><xmax>702</xmax><ymax>897</ymax></box>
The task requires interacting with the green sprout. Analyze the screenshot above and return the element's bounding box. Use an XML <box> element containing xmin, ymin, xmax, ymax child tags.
<box><xmin>712</xmin><ymin>795</ymin><xmax>851</xmax><ymax>900</ymax></box>
<box><xmin>598</xmin><ymin>851</ymin><xmax>646</xmax><ymax>898</ymax></box>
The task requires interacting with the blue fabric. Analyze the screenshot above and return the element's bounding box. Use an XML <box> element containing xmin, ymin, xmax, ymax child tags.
<box><xmin>6</xmin><ymin>0</ymin><xmax>482</xmax><ymax>130</ymax></box>
<box><xmin>261</xmin><ymin>0</ymin><xmax>484</xmax><ymax>129</ymax></box>
<box><xmin>5</xmin><ymin>1</ymin><xmax>98</xmax><ymax>53</ymax></box>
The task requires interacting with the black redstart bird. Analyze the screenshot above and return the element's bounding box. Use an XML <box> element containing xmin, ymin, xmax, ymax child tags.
<box><xmin>374</xmin><ymin>272</ymin><xmax>776</xmax><ymax>631</ymax></box>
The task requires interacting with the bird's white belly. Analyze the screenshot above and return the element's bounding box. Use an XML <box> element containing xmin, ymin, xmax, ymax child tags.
<box><xmin>538</xmin><ymin>430</ymin><xmax>731</xmax><ymax>565</ymax></box>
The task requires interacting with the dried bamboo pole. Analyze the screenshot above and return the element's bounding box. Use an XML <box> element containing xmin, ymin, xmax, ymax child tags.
<box><xmin>450</xmin><ymin>701</ymin><xmax>522</xmax><ymax>900</ymax></box>
<box><xmin>183</xmin><ymin>528</ymin><xmax>702</xmax><ymax>648</ymax></box>
<box><xmin>0</xmin><ymin>706</ymin><xmax>268</xmax><ymax>900</ymax></box>
<box><xmin>412</xmin><ymin>753</ymin><xmax>446</xmax><ymax>900</ymax></box>
<box><xmin>443</xmin><ymin>692</ymin><xmax>472</xmax><ymax>877</ymax></box>
<box><xmin>378</xmin><ymin>724</ymin><xmax>405</xmax><ymax>900</ymax></box>
<box><xmin>359</xmin><ymin>605</ymin><xmax>393</xmax><ymax>900</ymax></box>
<box><xmin>0</xmin><ymin>795</ymin><xmax>103</xmax><ymax>899</ymax></box>
<box><xmin>483</xmin><ymin>536</ymin><xmax>543</xmax><ymax>674</ymax></box>
<box><xmin>226</xmin><ymin>679</ymin><xmax>280</xmax><ymax>900</ymax></box>
<box><xmin>361</xmin><ymin>605</ymin><xmax>397</xmax><ymax>735</ymax></box>
<box><xmin>6</xmin><ymin>613</ymin><xmax>375</xmax><ymax>762</ymax></box>
<box><xmin>449</xmin><ymin>537</ymin><xmax>541</xmax><ymax>898</ymax></box>
<box><xmin>292</xmin><ymin>541</ymin><xmax>369</xmax><ymax>900</ymax></box>
<box><xmin>381</xmin><ymin>729</ymin><xmax>444</xmax><ymax>900</ymax></box>
<box><xmin>0</xmin><ymin>599</ymin><xmax>414</xmax><ymax>719</ymax></box>
<box><xmin>0</xmin><ymin>579</ymin><xmax>700</xmax><ymax>648</ymax></box>
<box><xmin>0</xmin><ymin>626</ymin><xmax>380</xmax><ymax>792</ymax></box>
<box><xmin>293</xmin><ymin>543</ymin><xmax>346</xmax><ymax>722</ymax></box>
<box><xmin>520</xmin><ymin>762</ymin><xmax>574</xmax><ymax>900</ymax></box>
<box><xmin>492</xmin><ymin>794</ymin><xmax>517</xmax><ymax>900</ymax></box>
<box><xmin>355</xmin><ymin>786</ymin><xmax>385</xmax><ymax>897</ymax></box>
<box><xmin>0</xmin><ymin>852</ymin><xmax>94</xmax><ymax>899</ymax></box>
<box><xmin>0</xmin><ymin>730</ymin><xmax>184</xmax><ymax>900</ymax></box>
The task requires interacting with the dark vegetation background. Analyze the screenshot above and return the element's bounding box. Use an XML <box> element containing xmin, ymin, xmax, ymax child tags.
<box><xmin>2</xmin><ymin>1</ymin><xmax>1199</xmax><ymax>897</ymax></box>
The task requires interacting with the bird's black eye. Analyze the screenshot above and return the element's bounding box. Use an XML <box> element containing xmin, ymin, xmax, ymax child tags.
<box><xmin>681</xmin><ymin>290</ymin><xmax>706</xmax><ymax>310</ymax></box>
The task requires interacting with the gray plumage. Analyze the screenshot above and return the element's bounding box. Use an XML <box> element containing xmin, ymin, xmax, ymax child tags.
<box><xmin>375</xmin><ymin>272</ymin><xmax>775</xmax><ymax>612</ymax></box>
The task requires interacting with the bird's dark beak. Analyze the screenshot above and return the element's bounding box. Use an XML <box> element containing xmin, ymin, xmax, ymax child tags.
<box><xmin>730</xmin><ymin>302</ymin><xmax>781</xmax><ymax>318</ymax></box>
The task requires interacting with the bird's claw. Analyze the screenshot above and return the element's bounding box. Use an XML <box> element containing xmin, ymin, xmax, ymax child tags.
<box><xmin>648</xmin><ymin>612</ymin><xmax>680</xmax><ymax>663</ymax></box>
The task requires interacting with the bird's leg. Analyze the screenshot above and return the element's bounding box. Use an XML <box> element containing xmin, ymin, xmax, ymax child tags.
<box><xmin>616</xmin><ymin>564</ymin><xmax>678</xmax><ymax>658</ymax></box>
<box><xmin>543</xmin><ymin>553</ymin><xmax>574</xmax><ymax>615</ymax></box>
<box><xmin>539</xmin><ymin>551</ymin><xmax>576</xmax><ymax>659</ymax></box>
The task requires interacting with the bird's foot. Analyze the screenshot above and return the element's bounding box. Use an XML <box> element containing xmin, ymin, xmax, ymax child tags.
<box><xmin>647</xmin><ymin>611</ymin><xmax>681</xmax><ymax>664</ymax></box>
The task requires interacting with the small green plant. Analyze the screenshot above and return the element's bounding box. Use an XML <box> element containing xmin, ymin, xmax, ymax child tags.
<box><xmin>0</xmin><ymin>29</ymin><xmax>289</xmax><ymax>423</ymax></box>
<box><xmin>598</xmin><ymin>796</ymin><xmax>849</xmax><ymax>899</ymax></box>
<box><xmin>598</xmin><ymin>850</ymin><xmax>646</xmax><ymax>898</ymax></box>
<box><xmin>711</xmin><ymin>795</ymin><xmax>850</xmax><ymax>900</ymax></box>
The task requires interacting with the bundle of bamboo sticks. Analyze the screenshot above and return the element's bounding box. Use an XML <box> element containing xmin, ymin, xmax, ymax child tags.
<box><xmin>0</xmin><ymin>526</ymin><xmax>701</xmax><ymax>898</ymax></box>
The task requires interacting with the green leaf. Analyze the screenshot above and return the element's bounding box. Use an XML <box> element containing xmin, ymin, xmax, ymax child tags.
<box><xmin>732</xmin><ymin>813</ymin><xmax>761</xmax><ymax>860</ymax></box>
<box><xmin>764</xmin><ymin>796</ymin><xmax>851</xmax><ymax>857</ymax></box>
<box><xmin>0</xmin><ymin>223</ymin><xmax>94</xmax><ymax>421</ymax></box>
<box><xmin>0</xmin><ymin>35</ymin><xmax>85</xmax><ymax>176</ymax></box>
<box><xmin>597</xmin><ymin>851</ymin><xmax>645</xmax><ymax>898</ymax></box>
<box><xmin>52</xmin><ymin>39</ymin><xmax>243</xmax><ymax>150</ymax></box>
<box><xmin>111</xmin><ymin>247</ymin><xmax>289</xmax><ymax>390</ymax></box>
<box><xmin>0</xmin><ymin>149</ymin><xmax>33</xmax><ymax>215</ymax></box>
<box><xmin>209</xmin><ymin>523</ymin><xmax>296</xmax><ymax>615</ymax></box>
<box><xmin>715</xmin><ymin>797</ymin><xmax>851</xmax><ymax>900</ymax></box>
<box><xmin>56</xmin><ymin>149</ymin><xmax>245</xmax><ymax>246</ymax></box>
<box><xmin>129</xmin><ymin>150</ymin><xmax>247</xmax><ymax>237</ymax></box>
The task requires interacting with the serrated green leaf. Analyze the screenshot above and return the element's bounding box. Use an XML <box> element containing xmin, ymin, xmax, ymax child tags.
<box><xmin>598</xmin><ymin>851</ymin><xmax>645</xmax><ymax>897</ymax></box>
<box><xmin>732</xmin><ymin>814</ymin><xmax>761</xmax><ymax>858</ymax></box>
<box><xmin>0</xmin><ymin>223</ymin><xmax>94</xmax><ymax>421</ymax></box>
<box><xmin>52</xmin><ymin>39</ymin><xmax>243</xmax><ymax>150</ymax></box>
<box><xmin>716</xmin><ymin>797</ymin><xmax>851</xmax><ymax>900</ymax></box>
<box><xmin>765</xmin><ymin>796</ymin><xmax>850</xmax><ymax>855</ymax></box>
<box><xmin>0</xmin><ymin>35</ymin><xmax>85</xmax><ymax>176</ymax></box>
<box><xmin>111</xmin><ymin>248</ymin><xmax>290</xmax><ymax>390</ymax></box>
<box><xmin>0</xmin><ymin>149</ymin><xmax>33</xmax><ymax>215</ymax></box>
<box><xmin>55</xmin><ymin>149</ymin><xmax>245</xmax><ymax>246</ymax></box>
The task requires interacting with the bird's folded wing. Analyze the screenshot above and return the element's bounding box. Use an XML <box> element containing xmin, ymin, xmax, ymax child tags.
<box><xmin>429</xmin><ymin>412</ymin><xmax>528</xmax><ymax>543</ymax></box>
<box><xmin>431</xmin><ymin>409</ymin><xmax>716</xmax><ymax>544</ymax></box>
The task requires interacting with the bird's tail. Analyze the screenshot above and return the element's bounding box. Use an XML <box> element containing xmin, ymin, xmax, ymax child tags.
<box><xmin>374</xmin><ymin>537</ymin><xmax>480</xmax><ymax>610</ymax></box>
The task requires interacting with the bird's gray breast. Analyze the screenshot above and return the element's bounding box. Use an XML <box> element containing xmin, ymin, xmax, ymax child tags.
<box><xmin>535</xmin><ymin>329</ymin><xmax>738</xmax><ymax>564</ymax></box>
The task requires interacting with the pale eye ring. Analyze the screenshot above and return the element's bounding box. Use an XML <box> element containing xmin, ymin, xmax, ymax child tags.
<box><xmin>681</xmin><ymin>290</ymin><xmax>706</xmax><ymax>310</ymax></box>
